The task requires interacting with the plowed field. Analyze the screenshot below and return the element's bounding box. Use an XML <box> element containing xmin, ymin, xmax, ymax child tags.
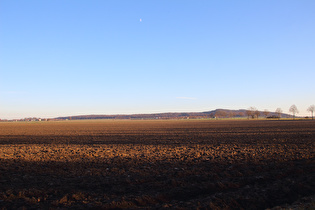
<box><xmin>0</xmin><ymin>120</ymin><xmax>314</xmax><ymax>209</ymax></box>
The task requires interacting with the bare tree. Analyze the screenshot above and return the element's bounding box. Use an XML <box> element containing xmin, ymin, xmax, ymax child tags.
<box><xmin>246</xmin><ymin>107</ymin><xmax>256</xmax><ymax>119</ymax></box>
<box><xmin>246</xmin><ymin>110</ymin><xmax>252</xmax><ymax>119</ymax></box>
<box><xmin>275</xmin><ymin>108</ymin><xmax>282</xmax><ymax>119</ymax></box>
<box><xmin>289</xmin><ymin>104</ymin><xmax>299</xmax><ymax>120</ymax></box>
<box><xmin>251</xmin><ymin>107</ymin><xmax>257</xmax><ymax>119</ymax></box>
<box><xmin>263</xmin><ymin>109</ymin><xmax>270</xmax><ymax>118</ymax></box>
<box><xmin>307</xmin><ymin>105</ymin><xmax>315</xmax><ymax>120</ymax></box>
<box><xmin>254</xmin><ymin>110</ymin><xmax>260</xmax><ymax>119</ymax></box>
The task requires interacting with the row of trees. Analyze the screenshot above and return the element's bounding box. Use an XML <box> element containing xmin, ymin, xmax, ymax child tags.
<box><xmin>308</xmin><ymin>105</ymin><xmax>315</xmax><ymax>120</ymax></box>
<box><xmin>247</xmin><ymin>105</ymin><xmax>315</xmax><ymax>120</ymax></box>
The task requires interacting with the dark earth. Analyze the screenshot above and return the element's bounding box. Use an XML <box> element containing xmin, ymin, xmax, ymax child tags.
<box><xmin>0</xmin><ymin>120</ymin><xmax>314</xmax><ymax>209</ymax></box>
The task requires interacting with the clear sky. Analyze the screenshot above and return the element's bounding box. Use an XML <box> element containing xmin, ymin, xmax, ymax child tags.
<box><xmin>1</xmin><ymin>0</ymin><xmax>314</xmax><ymax>119</ymax></box>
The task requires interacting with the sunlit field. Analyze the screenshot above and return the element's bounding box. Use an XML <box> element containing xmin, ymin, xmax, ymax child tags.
<box><xmin>0</xmin><ymin>120</ymin><xmax>314</xmax><ymax>209</ymax></box>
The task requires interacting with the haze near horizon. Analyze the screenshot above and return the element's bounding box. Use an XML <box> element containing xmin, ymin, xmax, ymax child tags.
<box><xmin>1</xmin><ymin>0</ymin><xmax>314</xmax><ymax>119</ymax></box>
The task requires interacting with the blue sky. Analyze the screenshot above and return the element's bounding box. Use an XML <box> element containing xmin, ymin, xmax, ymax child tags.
<box><xmin>1</xmin><ymin>0</ymin><xmax>314</xmax><ymax>119</ymax></box>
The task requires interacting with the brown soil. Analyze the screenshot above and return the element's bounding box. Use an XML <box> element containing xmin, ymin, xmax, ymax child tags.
<box><xmin>0</xmin><ymin>120</ymin><xmax>314</xmax><ymax>209</ymax></box>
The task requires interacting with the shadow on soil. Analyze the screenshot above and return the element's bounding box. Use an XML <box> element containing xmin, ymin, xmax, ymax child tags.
<box><xmin>1</xmin><ymin>157</ymin><xmax>314</xmax><ymax>209</ymax></box>
<box><xmin>0</xmin><ymin>132</ymin><xmax>314</xmax><ymax>146</ymax></box>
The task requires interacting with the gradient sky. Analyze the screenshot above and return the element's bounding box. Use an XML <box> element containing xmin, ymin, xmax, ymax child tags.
<box><xmin>1</xmin><ymin>0</ymin><xmax>314</xmax><ymax>119</ymax></box>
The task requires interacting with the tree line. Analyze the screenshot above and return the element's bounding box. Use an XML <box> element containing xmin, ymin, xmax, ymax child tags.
<box><xmin>244</xmin><ymin>104</ymin><xmax>314</xmax><ymax>120</ymax></box>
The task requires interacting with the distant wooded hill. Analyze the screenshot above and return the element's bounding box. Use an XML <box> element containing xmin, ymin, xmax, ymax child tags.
<box><xmin>55</xmin><ymin>109</ymin><xmax>292</xmax><ymax>120</ymax></box>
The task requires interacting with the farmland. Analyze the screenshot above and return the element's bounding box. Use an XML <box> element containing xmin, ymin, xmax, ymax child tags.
<box><xmin>0</xmin><ymin>120</ymin><xmax>314</xmax><ymax>209</ymax></box>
